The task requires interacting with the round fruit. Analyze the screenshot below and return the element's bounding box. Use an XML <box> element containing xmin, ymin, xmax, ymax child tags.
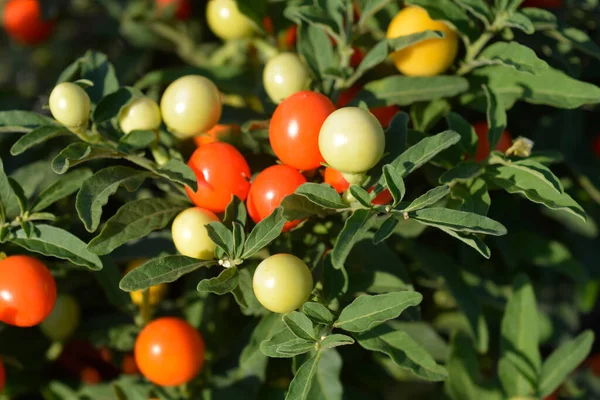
<box><xmin>252</xmin><ymin>254</ymin><xmax>313</xmax><ymax>313</ymax></box>
<box><xmin>521</xmin><ymin>0</ymin><xmax>562</xmax><ymax>8</ymax></box>
<box><xmin>186</xmin><ymin>142</ymin><xmax>251</xmax><ymax>212</ymax></box>
<box><xmin>473</xmin><ymin>121</ymin><xmax>513</xmax><ymax>162</ymax></box>
<box><xmin>49</xmin><ymin>82</ymin><xmax>91</xmax><ymax>129</ymax></box>
<box><xmin>194</xmin><ymin>124</ymin><xmax>240</xmax><ymax>147</ymax></box>
<box><xmin>269</xmin><ymin>91</ymin><xmax>336</xmax><ymax>170</ymax></box>
<box><xmin>156</xmin><ymin>0</ymin><xmax>192</xmax><ymax>20</ymax></box>
<box><xmin>160</xmin><ymin>75</ymin><xmax>222</xmax><ymax>139</ymax></box>
<box><xmin>125</xmin><ymin>259</ymin><xmax>168</xmax><ymax>306</ymax></box>
<box><xmin>319</xmin><ymin>107</ymin><xmax>385</xmax><ymax>174</ymax></box>
<box><xmin>0</xmin><ymin>358</ymin><xmax>5</xmax><ymax>393</ymax></box>
<box><xmin>40</xmin><ymin>294</ymin><xmax>80</xmax><ymax>341</ymax></box>
<box><xmin>2</xmin><ymin>0</ymin><xmax>54</xmax><ymax>45</ymax></box>
<box><xmin>324</xmin><ymin>167</ymin><xmax>350</xmax><ymax>193</ymax></box>
<box><xmin>246</xmin><ymin>165</ymin><xmax>307</xmax><ymax>232</ymax></box>
<box><xmin>386</xmin><ymin>6</ymin><xmax>459</xmax><ymax>76</ymax></box>
<box><xmin>80</xmin><ymin>366</ymin><xmax>101</xmax><ymax>384</ymax></box>
<box><xmin>206</xmin><ymin>0</ymin><xmax>256</xmax><ymax>41</ymax></box>
<box><xmin>122</xmin><ymin>353</ymin><xmax>139</xmax><ymax>375</ymax></box>
<box><xmin>172</xmin><ymin>207</ymin><xmax>219</xmax><ymax>259</ymax></box>
<box><xmin>134</xmin><ymin>317</ymin><xmax>205</xmax><ymax>386</ymax></box>
<box><xmin>263</xmin><ymin>53</ymin><xmax>310</xmax><ymax>104</ymax></box>
<box><xmin>118</xmin><ymin>97</ymin><xmax>162</xmax><ymax>134</ymax></box>
<box><xmin>0</xmin><ymin>255</ymin><xmax>56</xmax><ymax>327</ymax></box>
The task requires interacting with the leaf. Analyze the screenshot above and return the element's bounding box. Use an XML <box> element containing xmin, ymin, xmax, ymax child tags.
<box><xmin>354</xmin><ymin>76</ymin><xmax>469</xmax><ymax>107</ymax></box>
<box><xmin>439</xmin><ymin>162</ymin><xmax>482</xmax><ymax>184</ymax></box>
<box><xmin>232</xmin><ymin>267</ymin><xmax>266</xmax><ymax>316</ymax></box>
<box><xmin>438</xmin><ymin>228</ymin><xmax>491</xmax><ymax>259</ymax></box>
<box><xmin>548</xmin><ymin>26</ymin><xmax>600</xmax><ymax>61</ymax></box>
<box><xmin>120</xmin><ymin>256</ymin><xmax>215</xmax><ymax>291</ymax></box>
<box><xmin>31</xmin><ymin>169</ymin><xmax>93</xmax><ymax>212</ymax></box>
<box><xmin>521</xmin><ymin>7</ymin><xmax>557</xmax><ymax>31</ymax></box>
<box><xmin>498</xmin><ymin>274</ymin><xmax>541</xmax><ymax>397</ymax></box>
<box><xmin>118</xmin><ymin>130</ymin><xmax>157</xmax><ymax>151</ymax></box>
<box><xmin>223</xmin><ymin>196</ymin><xmax>247</xmax><ymax>228</ymax></box>
<box><xmin>301</xmin><ymin>302</ymin><xmax>335</xmax><ymax>325</ymax></box>
<box><xmin>446</xmin><ymin>332</ymin><xmax>484</xmax><ymax>400</ymax></box>
<box><xmin>410</xmin><ymin>208</ymin><xmax>506</xmax><ymax>235</ymax></box>
<box><xmin>405</xmin><ymin>0</ymin><xmax>475</xmax><ymax>39</ymax></box>
<box><xmin>0</xmin><ymin>111</ymin><xmax>56</xmax><ymax>128</ymax></box>
<box><xmin>231</xmin><ymin>222</ymin><xmax>245</xmax><ymax>259</ymax></box>
<box><xmin>236</xmin><ymin>0</ymin><xmax>266</xmax><ymax>29</ymax></box>
<box><xmin>503</xmin><ymin>12</ymin><xmax>534</xmax><ymax>34</ymax></box>
<box><xmin>353</xmin><ymin>31</ymin><xmax>444</xmax><ymax>81</ymax></box>
<box><xmin>334</xmin><ymin>291</ymin><xmax>422</xmax><ymax>332</ymax></box>
<box><xmin>382</xmin><ymin>165</ymin><xmax>405</xmax><ymax>205</ymax></box>
<box><xmin>305</xmin><ymin>348</ymin><xmax>343</xmax><ymax>400</ymax></box>
<box><xmin>0</xmin><ymin>157</ymin><xmax>24</xmax><ymax>219</ymax></box>
<box><xmin>261</xmin><ymin>326</ymin><xmax>300</xmax><ymax>358</ymax></box>
<box><xmin>93</xmin><ymin>87</ymin><xmax>141</xmax><ymax>123</ymax></box>
<box><xmin>410</xmin><ymin>99</ymin><xmax>451</xmax><ymax>133</ymax></box>
<box><xmin>242</xmin><ymin>207</ymin><xmax>286</xmax><ymax>259</ymax></box>
<box><xmin>277</xmin><ymin>340</ymin><xmax>317</xmax><ymax>356</ymax></box>
<box><xmin>8</xmin><ymin>179</ymin><xmax>27</xmax><ymax>215</ymax></box>
<box><xmin>450</xmin><ymin>178</ymin><xmax>490</xmax><ymax>216</ymax></box>
<box><xmin>446</xmin><ymin>112</ymin><xmax>478</xmax><ymax>156</ymax></box>
<box><xmin>52</xmin><ymin>143</ymin><xmax>122</xmax><ymax>174</ymax></box>
<box><xmin>296</xmin><ymin>24</ymin><xmax>336</xmax><ymax>90</ymax></box>
<box><xmin>59</xmin><ymin>50</ymin><xmax>119</xmax><ymax>103</ymax></box>
<box><xmin>285</xmin><ymin>352</ymin><xmax>322</xmax><ymax>400</ymax></box>
<box><xmin>538</xmin><ymin>330</ymin><xmax>594</xmax><ymax>397</ymax></box>
<box><xmin>496</xmin><ymin>0</ymin><xmax>526</xmax><ymax>12</ymax></box>
<box><xmin>416</xmin><ymin>246</ymin><xmax>489</xmax><ymax>352</ymax></box>
<box><xmin>494</xmin><ymin>158</ymin><xmax>563</xmax><ymax>193</ymax></box>
<box><xmin>348</xmin><ymin>185</ymin><xmax>372</xmax><ymax>208</ymax></box>
<box><xmin>76</xmin><ymin>166</ymin><xmax>151</xmax><ymax>232</ymax></box>
<box><xmin>239</xmin><ymin>314</ymin><xmax>284</xmax><ymax>381</ymax></box>
<box><xmin>12</xmin><ymin>225</ymin><xmax>102</xmax><ymax>270</ymax></box>
<box><xmin>150</xmin><ymin>158</ymin><xmax>197</xmax><ymax>191</ymax></box>
<box><xmin>196</xmin><ymin>267</ymin><xmax>239</xmax><ymax>295</ymax></box>
<box><xmin>466</xmin><ymin>65</ymin><xmax>600</xmax><ymax>110</ymax></box>
<box><xmin>453</xmin><ymin>0</ymin><xmax>491</xmax><ymax>23</ymax></box>
<box><xmin>373</xmin><ymin>216</ymin><xmax>400</xmax><ymax>245</ymax></box>
<box><xmin>478</xmin><ymin>41</ymin><xmax>549</xmax><ymax>74</ymax></box>
<box><xmin>487</xmin><ymin>164</ymin><xmax>586</xmax><ymax>221</ymax></box>
<box><xmin>320</xmin><ymin>334</ymin><xmax>354</xmax><ymax>350</ymax></box>
<box><xmin>402</xmin><ymin>186</ymin><xmax>450</xmax><ymax>213</ymax></box>
<box><xmin>358</xmin><ymin>0</ymin><xmax>394</xmax><ymax>26</ymax></box>
<box><xmin>283</xmin><ymin>312</ymin><xmax>317</xmax><ymax>342</ymax></box>
<box><xmin>331</xmin><ymin>209</ymin><xmax>374</xmax><ymax>269</ymax></box>
<box><xmin>295</xmin><ymin>183</ymin><xmax>347</xmax><ymax>209</ymax></box>
<box><xmin>482</xmin><ymin>85</ymin><xmax>508</xmax><ymax>152</ymax></box>
<box><xmin>355</xmin><ymin>324</ymin><xmax>448</xmax><ymax>381</ymax></box>
<box><xmin>87</xmin><ymin>198</ymin><xmax>186</xmax><ymax>255</ymax></box>
<box><xmin>205</xmin><ymin>221</ymin><xmax>234</xmax><ymax>258</ymax></box>
<box><xmin>10</xmin><ymin>126</ymin><xmax>71</xmax><ymax>156</ymax></box>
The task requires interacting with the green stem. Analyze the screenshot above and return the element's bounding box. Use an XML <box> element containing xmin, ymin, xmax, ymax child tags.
<box><xmin>456</xmin><ymin>31</ymin><xmax>494</xmax><ymax>75</ymax></box>
<box><xmin>140</xmin><ymin>289</ymin><xmax>152</xmax><ymax>326</ymax></box>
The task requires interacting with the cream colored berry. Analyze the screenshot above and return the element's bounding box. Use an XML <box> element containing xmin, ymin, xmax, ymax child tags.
<box><xmin>172</xmin><ymin>207</ymin><xmax>219</xmax><ymax>259</ymax></box>
<box><xmin>119</xmin><ymin>97</ymin><xmax>162</xmax><ymax>134</ymax></box>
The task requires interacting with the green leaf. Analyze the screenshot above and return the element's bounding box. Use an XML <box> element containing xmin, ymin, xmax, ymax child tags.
<box><xmin>10</xmin><ymin>126</ymin><xmax>71</xmax><ymax>156</ymax></box>
<box><xmin>239</xmin><ymin>314</ymin><xmax>284</xmax><ymax>381</ymax></box>
<box><xmin>231</xmin><ymin>222</ymin><xmax>245</xmax><ymax>259</ymax></box>
<box><xmin>402</xmin><ymin>186</ymin><xmax>450</xmax><ymax>213</ymax></box>
<box><xmin>382</xmin><ymin>165</ymin><xmax>405</xmax><ymax>205</ymax></box>
<box><xmin>487</xmin><ymin>164</ymin><xmax>585</xmax><ymax>221</ymax></box>
<box><xmin>498</xmin><ymin>274</ymin><xmax>541</xmax><ymax>397</ymax></box>
<box><xmin>232</xmin><ymin>266</ymin><xmax>267</xmax><ymax>316</ymax></box>
<box><xmin>0</xmin><ymin>157</ymin><xmax>25</xmax><ymax>219</ymax></box>
<box><xmin>477</xmin><ymin>41</ymin><xmax>549</xmax><ymax>74</ymax></box>
<box><xmin>223</xmin><ymin>196</ymin><xmax>247</xmax><ymax>228</ymax></box>
<box><xmin>494</xmin><ymin>158</ymin><xmax>563</xmax><ymax>193</ymax></box>
<box><xmin>406</xmin><ymin>0</ymin><xmax>475</xmax><ymax>39</ymax></box>
<box><xmin>453</xmin><ymin>0</ymin><xmax>491</xmax><ymax>23</ymax></box>
<box><xmin>150</xmin><ymin>158</ymin><xmax>197</xmax><ymax>191</ymax></box>
<box><xmin>285</xmin><ymin>352</ymin><xmax>322</xmax><ymax>400</ymax></box>
<box><xmin>496</xmin><ymin>0</ymin><xmax>525</xmax><ymax>12</ymax></box>
<box><xmin>295</xmin><ymin>183</ymin><xmax>347</xmax><ymax>209</ymax></box>
<box><xmin>320</xmin><ymin>334</ymin><xmax>354</xmax><ymax>350</ymax></box>
<box><xmin>353</xmin><ymin>31</ymin><xmax>444</xmax><ymax>82</ymax></box>
<box><xmin>355</xmin><ymin>76</ymin><xmax>469</xmax><ymax>107</ymax></box>
<box><xmin>12</xmin><ymin>225</ymin><xmax>102</xmax><ymax>270</ymax></box>
<box><xmin>539</xmin><ymin>330</ymin><xmax>594</xmax><ymax>397</ymax></box>
<box><xmin>8</xmin><ymin>178</ymin><xmax>27</xmax><ymax>215</ymax></box>
<box><xmin>93</xmin><ymin>87</ymin><xmax>141</xmax><ymax>123</ymax></box>
<box><xmin>282</xmin><ymin>193</ymin><xmax>339</xmax><ymax>220</ymax></box>
<box><xmin>58</xmin><ymin>50</ymin><xmax>119</xmax><ymax>103</ymax></box>
<box><xmin>120</xmin><ymin>256</ymin><xmax>215</xmax><ymax>291</ymax></box>
<box><xmin>410</xmin><ymin>208</ymin><xmax>506</xmax><ymax>235</ymax></box>
<box><xmin>449</xmin><ymin>178</ymin><xmax>490</xmax><ymax>216</ymax></box>
<box><xmin>482</xmin><ymin>85</ymin><xmax>507</xmax><ymax>152</ymax></box>
<box><xmin>358</xmin><ymin>0</ymin><xmax>395</xmax><ymax>27</ymax></box>
<box><xmin>242</xmin><ymin>207</ymin><xmax>286</xmax><ymax>259</ymax></box>
<box><xmin>0</xmin><ymin>111</ymin><xmax>56</xmax><ymax>128</ymax></box>
<box><xmin>301</xmin><ymin>302</ymin><xmax>335</xmax><ymax>325</ymax></box>
<box><xmin>205</xmin><ymin>221</ymin><xmax>235</xmax><ymax>258</ymax></box>
<box><xmin>502</xmin><ymin>12</ymin><xmax>534</xmax><ymax>34</ymax></box>
<box><xmin>95</xmin><ymin>257</ymin><xmax>131</xmax><ymax>312</ymax></box>
<box><xmin>439</xmin><ymin>228</ymin><xmax>491</xmax><ymax>259</ymax></box>
<box><xmin>278</xmin><ymin>340</ymin><xmax>317</xmax><ymax>356</ymax></box>
<box><xmin>261</xmin><ymin>326</ymin><xmax>299</xmax><ymax>358</ymax></box>
<box><xmin>446</xmin><ymin>332</ymin><xmax>484</xmax><ymax>400</ymax></box>
<box><xmin>548</xmin><ymin>26</ymin><xmax>600</xmax><ymax>61</ymax></box>
<box><xmin>331</xmin><ymin>209</ymin><xmax>375</xmax><ymax>269</ymax></box>
<box><xmin>334</xmin><ymin>291</ymin><xmax>422</xmax><ymax>332</ymax></box>
<box><xmin>31</xmin><ymin>169</ymin><xmax>93</xmax><ymax>212</ymax></box>
<box><xmin>76</xmin><ymin>166</ymin><xmax>151</xmax><ymax>232</ymax></box>
<box><xmin>355</xmin><ymin>324</ymin><xmax>448</xmax><ymax>381</ymax></box>
<box><xmin>521</xmin><ymin>7</ymin><xmax>557</xmax><ymax>31</ymax></box>
<box><xmin>306</xmin><ymin>348</ymin><xmax>343</xmax><ymax>400</ymax></box>
<box><xmin>283</xmin><ymin>312</ymin><xmax>317</xmax><ymax>341</ymax></box>
<box><xmin>237</xmin><ymin>0</ymin><xmax>266</xmax><ymax>29</ymax></box>
<box><xmin>440</xmin><ymin>162</ymin><xmax>482</xmax><ymax>184</ymax></box>
<box><xmin>410</xmin><ymin>99</ymin><xmax>451</xmax><ymax>133</ymax></box>
<box><xmin>118</xmin><ymin>130</ymin><xmax>157</xmax><ymax>151</ymax></box>
<box><xmin>348</xmin><ymin>185</ymin><xmax>372</xmax><ymax>208</ymax></box>
<box><xmin>196</xmin><ymin>267</ymin><xmax>239</xmax><ymax>295</ymax></box>
<box><xmin>52</xmin><ymin>143</ymin><xmax>122</xmax><ymax>175</ymax></box>
<box><xmin>416</xmin><ymin>247</ymin><xmax>489</xmax><ymax>352</ymax></box>
<box><xmin>87</xmin><ymin>198</ymin><xmax>186</xmax><ymax>255</ymax></box>
<box><xmin>373</xmin><ymin>216</ymin><xmax>400</xmax><ymax>245</ymax></box>
<box><xmin>296</xmin><ymin>23</ymin><xmax>336</xmax><ymax>90</ymax></box>
<box><xmin>466</xmin><ymin>65</ymin><xmax>600</xmax><ymax>110</ymax></box>
<box><xmin>446</xmin><ymin>112</ymin><xmax>478</xmax><ymax>156</ymax></box>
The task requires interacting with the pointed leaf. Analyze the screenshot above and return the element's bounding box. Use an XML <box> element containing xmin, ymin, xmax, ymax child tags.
<box><xmin>446</xmin><ymin>332</ymin><xmax>484</xmax><ymax>400</ymax></box>
<box><xmin>402</xmin><ymin>186</ymin><xmax>450</xmax><ymax>213</ymax></box>
<box><xmin>439</xmin><ymin>162</ymin><xmax>482</xmax><ymax>184</ymax></box>
<box><xmin>52</xmin><ymin>143</ymin><xmax>122</xmax><ymax>174</ymax></box>
<box><xmin>482</xmin><ymin>85</ymin><xmax>507</xmax><ymax>151</ymax></box>
<box><xmin>331</xmin><ymin>209</ymin><xmax>374</xmax><ymax>269</ymax></box>
<box><xmin>284</xmin><ymin>352</ymin><xmax>322</xmax><ymax>400</ymax></box>
<box><xmin>410</xmin><ymin>208</ymin><xmax>506</xmax><ymax>235</ymax></box>
<box><xmin>307</xmin><ymin>349</ymin><xmax>343</xmax><ymax>400</ymax></box>
<box><xmin>373</xmin><ymin>216</ymin><xmax>400</xmax><ymax>245</ymax></box>
<box><xmin>242</xmin><ymin>207</ymin><xmax>286</xmax><ymax>259</ymax></box>
<box><xmin>301</xmin><ymin>302</ymin><xmax>335</xmax><ymax>325</ymax></box>
<box><xmin>261</xmin><ymin>326</ymin><xmax>300</xmax><ymax>358</ymax></box>
<box><xmin>205</xmin><ymin>222</ymin><xmax>234</xmax><ymax>258</ymax></box>
<box><xmin>446</xmin><ymin>112</ymin><xmax>478</xmax><ymax>156</ymax></box>
<box><xmin>223</xmin><ymin>195</ymin><xmax>247</xmax><ymax>228</ymax></box>
<box><xmin>31</xmin><ymin>169</ymin><xmax>93</xmax><ymax>212</ymax></box>
<box><xmin>295</xmin><ymin>183</ymin><xmax>347</xmax><ymax>209</ymax></box>
<box><xmin>478</xmin><ymin>41</ymin><xmax>549</xmax><ymax>74</ymax></box>
<box><xmin>0</xmin><ymin>157</ymin><xmax>21</xmax><ymax>218</ymax></box>
<box><xmin>382</xmin><ymin>165</ymin><xmax>405</xmax><ymax>205</ymax></box>
<box><xmin>348</xmin><ymin>185</ymin><xmax>372</xmax><ymax>209</ymax></box>
<box><xmin>10</xmin><ymin>126</ymin><xmax>71</xmax><ymax>156</ymax></box>
<box><xmin>320</xmin><ymin>334</ymin><xmax>355</xmax><ymax>350</ymax></box>
<box><xmin>197</xmin><ymin>267</ymin><xmax>239</xmax><ymax>295</ymax></box>
<box><xmin>284</xmin><ymin>312</ymin><xmax>317</xmax><ymax>341</ymax></box>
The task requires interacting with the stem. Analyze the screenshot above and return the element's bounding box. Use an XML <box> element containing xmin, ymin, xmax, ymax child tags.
<box><xmin>456</xmin><ymin>31</ymin><xmax>494</xmax><ymax>75</ymax></box>
<box><xmin>140</xmin><ymin>289</ymin><xmax>152</xmax><ymax>326</ymax></box>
